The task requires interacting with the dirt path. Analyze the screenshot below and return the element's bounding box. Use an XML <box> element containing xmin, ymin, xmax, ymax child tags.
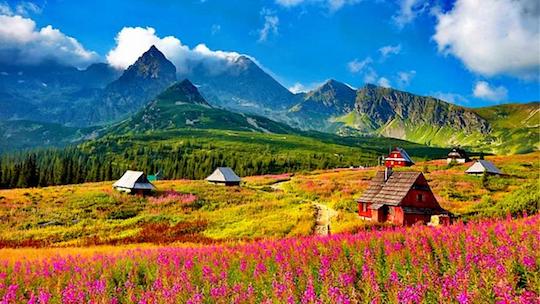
<box><xmin>313</xmin><ymin>203</ymin><xmax>338</xmax><ymax>236</ymax></box>
<box><xmin>269</xmin><ymin>180</ymin><xmax>289</xmax><ymax>191</ymax></box>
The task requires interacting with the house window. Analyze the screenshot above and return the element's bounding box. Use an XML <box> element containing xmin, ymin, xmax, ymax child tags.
<box><xmin>361</xmin><ymin>203</ymin><xmax>367</xmax><ymax>212</ymax></box>
<box><xmin>417</xmin><ymin>194</ymin><xmax>423</xmax><ymax>202</ymax></box>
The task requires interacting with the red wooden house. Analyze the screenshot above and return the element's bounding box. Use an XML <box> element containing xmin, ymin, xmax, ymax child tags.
<box><xmin>384</xmin><ymin>147</ymin><xmax>414</xmax><ymax>167</ymax></box>
<box><xmin>357</xmin><ymin>168</ymin><xmax>448</xmax><ymax>226</ymax></box>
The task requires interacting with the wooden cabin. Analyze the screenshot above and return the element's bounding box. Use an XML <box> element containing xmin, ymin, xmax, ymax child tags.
<box><xmin>357</xmin><ymin>168</ymin><xmax>448</xmax><ymax>226</ymax></box>
<box><xmin>465</xmin><ymin>160</ymin><xmax>502</xmax><ymax>176</ymax></box>
<box><xmin>113</xmin><ymin>170</ymin><xmax>156</xmax><ymax>195</ymax></box>
<box><xmin>205</xmin><ymin>167</ymin><xmax>241</xmax><ymax>186</ymax></box>
<box><xmin>384</xmin><ymin>147</ymin><xmax>414</xmax><ymax>168</ymax></box>
<box><xmin>447</xmin><ymin>147</ymin><xmax>470</xmax><ymax>164</ymax></box>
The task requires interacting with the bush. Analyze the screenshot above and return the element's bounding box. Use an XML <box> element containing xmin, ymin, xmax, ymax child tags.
<box><xmin>108</xmin><ymin>209</ymin><xmax>139</xmax><ymax>220</ymax></box>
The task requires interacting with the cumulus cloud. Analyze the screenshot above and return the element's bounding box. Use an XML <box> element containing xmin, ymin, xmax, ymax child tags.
<box><xmin>347</xmin><ymin>57</ymin><xmax>372</xmax><ymax>73</ymax></box>
<box><xmin>397</xmin><ymin>70</ymin><xmax>415</xmax><ymax>87</ymax></box>
<box><xmin>473</xmin><ymin>81</ymin><xmax>508</xmax><ymax>102</ymax></box>
<box><xmin>379</xmin><ymin>44</ymin><xmax>401</xmax><ymax>59</ymax></box>
<box><xmin>106</xmin><ymin>26</ymin><xmax>243</xmax><ymax>74</ymax></box>
<box><xmin>15</xmin><ymin>1</ymin><xmax>42</xmax><ymax>15</ymax></box>
<box><xmin>288</xmin><ymin>81</ymin><xmax>326</xmax><ymax>93</ymax></box>
<box><xmin>433</xmin><ymin>0</ymin><xmax>540</xmax><ymax>79</ymax></box>
<box><xmin>393</xmin><ymin>0</ymin><xmax>428</xmax><ymax>28</ymax></box>
<box><xmin>275</xmin><ymin>0</ymin><xmax>360</xmax><ymax>12</ymax></box>
<box><xmin>258</xmin><ymin>9</ymin><xmax>279</xmax><ymax>42</ymax></box>
<box><xmin>432</xmin><ymin>92</ymin><xmax>469</xmax><ymax>105</ymax></box>
<box><xmin>377</xmin><ymin>77</ymin><xmax>391</xmax><ymax>88</ymax></box>
<box><xmin>0</xmin><ymin>14</ymin><xmax>98</xmax><ymax>68</ymax></box>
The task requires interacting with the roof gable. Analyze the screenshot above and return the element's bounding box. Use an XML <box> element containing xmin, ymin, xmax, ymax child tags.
<box><xmin>113</xmin><ymin>170</ymin><xmax>156</xmax><ymax>190</ymax></box>
<box><xmin>372</xmin><ymin>172</ymin><xmax>421</xmax><ymax>205</ymax></box>
<box><xmin>465</xmin><ymin>160</ymin><xmax>502</xmax><ymax>174</ymax></box>
<box><xmin>386</xmin><ymin>147</ymin><xmax>414</xmax><ymax>163</ymax></box>
<box><xmin>206</xmin><ymin>167</ymin><xmax>241</xmax><ymax>182</ymax></box>
<box><xmin>358</xmin><ymin>171</ymin><xmax>424</xmax><ymax>206</ymax></box>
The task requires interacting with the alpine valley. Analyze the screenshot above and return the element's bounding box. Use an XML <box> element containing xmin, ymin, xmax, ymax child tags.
<box><xmin>0</xmin><ymin>45</ymin><xmax>538</xmax><ymax>156</ymax></box>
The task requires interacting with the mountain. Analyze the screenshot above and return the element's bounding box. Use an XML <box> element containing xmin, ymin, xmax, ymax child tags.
<box><xmin>0</xmin><ymin>120</ymin><xmax>98</xmax><ymax>153</ymax></box>
<box><xmin>0</xmin><ymin>61</ymin><xmax>120</xmax><ymax>124</ymax></box>
<box><xmin>288</xmin><ymin>79</ymin><xmax>357</xmax><ymax>130</ymax></box>
<box><xmin>472</xmin><ymin>102</ymin><xmax>540</xmax><ymax>154</ymax></box>
<box><xmin>327</xmin><ymin>85</ymin><xmax>540</xmax><ymax>154</ymax></box>
<box><xmin>187</xmin><ymin>56</ymin><xmax>298</xmax><ymax>116</ymax></box>
<box><xmin>108</xmin><ymin>79</ymin><xmax>296</xmax><ymax>134</ymax></box>
<box><xmin>87</xmin><ymin>45</ymin><xmax>177</xmax><ymax>125</ymax></box>
<box><xmin>333</xmin><ymin>84</ymin><xmax>490</xmax><ymax>144</ymax></box>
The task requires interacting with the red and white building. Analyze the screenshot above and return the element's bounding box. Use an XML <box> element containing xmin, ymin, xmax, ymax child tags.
<box><xmin>357</xmin><ymin>168</ymin><xmax>449</xmax><ymax>226</ymax></box>
<box><xmin>384</xmin><ymin>147</ymin><xmax>414</xmax><ymax>168</ymax></box>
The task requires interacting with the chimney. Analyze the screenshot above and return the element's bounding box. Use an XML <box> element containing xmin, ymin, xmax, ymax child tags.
<box><xmin>384</xmin><ymin>166</ymin><xmax>393</xmax><ymax>182</ymax></box>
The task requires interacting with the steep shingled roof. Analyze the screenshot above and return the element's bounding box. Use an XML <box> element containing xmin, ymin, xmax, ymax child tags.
<box><xmin>358</xmin><ymin>171</ymin><xmax>385</xmax><ymax>203</ymax></box>
<box><xmin>372</xmin><ymin>172</ymin><xmax>422</xmax><ymax>205</ymax></box>
<box><xmin>358</xmin><ymin>171</ymin><xmax>423</xmax><ymax>206</ymax></box>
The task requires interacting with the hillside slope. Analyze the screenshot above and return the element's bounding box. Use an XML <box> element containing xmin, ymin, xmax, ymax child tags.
<box><xmin>108</xmin><ymin>79</ymin><xmax>296</xmax><ymax>134</ymax></box>
<box><xmin>472</xmin><ymin>102</ymin><xmax>540</xmax><ymax>154</ymax></box>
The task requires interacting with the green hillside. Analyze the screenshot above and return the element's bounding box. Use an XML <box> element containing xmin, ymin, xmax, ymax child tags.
<box><xmin>109</xmin><ymin>80</ymin><xmax>296</xmax><ymax>134</ymax></box>
<box><xmin>331</xmin><ymin>86</ymin><xmax>539</xmax><ymax>155</ymax></box>
<box><xmin>0</xmin><ymin>128</ymin><xmax>447</xmax><ymax>188</ymax></box>
<box><xmin>0</xmin><ymin>120</ymin><xmax>97</xmax><ymax>153</ymax></box>
<box><xmin>472</xmin><ymin>102</ymin><xmax>540</xmax><ymax>154</ymax></box>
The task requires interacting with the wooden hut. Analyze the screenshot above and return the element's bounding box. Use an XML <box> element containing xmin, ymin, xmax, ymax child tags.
<box><xmin>447</xmin><ymin>147</ymin><xmax>470</xmax><ymax>164</ymax></box>
<box><xmin>357</xmin><ymin>168</ymin><xmax>448</xmax><ymax>226</ymax></box>
<box><xmin>465</xmin><ymin>160</ymin><xmax>502</xmax><ymax>175</ymax></box>
<box><xmin>384</xmin><ymin>147</ymin><xmax>414</xmax><ymax>168</ymax></box>
<box><xmin>113</xmin><ymin>170</ymin><xmax>156</xmax><ymax>195</ymax></box>
<box><xmin>205</xmin><ymin>167</ymin><xmax>241</xmax><ymax>186</ymax></box>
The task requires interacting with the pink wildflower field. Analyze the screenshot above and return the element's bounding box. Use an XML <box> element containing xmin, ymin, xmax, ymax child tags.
<box><xmin>0</xmin><ymin>215</ymin><xmax>539</xmax><ymax>303</ymax></box>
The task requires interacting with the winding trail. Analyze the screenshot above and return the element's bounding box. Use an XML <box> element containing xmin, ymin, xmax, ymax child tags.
<box><xmin>266</xmin><ymin>178</ymin><xmax>338</xmax><ymax>236</ymax></box>
<box><xmin>313</xmin><ymin>203</ymin><xmax>338</xmax><ymax>236</ymax></box>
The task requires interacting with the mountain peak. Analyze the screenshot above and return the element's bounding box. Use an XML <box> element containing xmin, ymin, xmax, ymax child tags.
<box><xmin>120</xmin><ymin>46</ymin><xmax>176</xmax><ymax>81</ymax></box>
<box><xmin>155</xmin><ymin>79</ymin><xmax>210</xmax><ymax>106</ymax></box>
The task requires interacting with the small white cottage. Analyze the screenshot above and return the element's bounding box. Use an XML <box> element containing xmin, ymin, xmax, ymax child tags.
<box><xmin>113</xmin><ymin>170</ymin><xmax>156</xmax><ymax>194</ymax></box>
<box><xmin>205</xmin><ymin>167</ymin><xmax>241</xmax><ymax>186</ymax></box>
<box><xmin>465</xmin><ymin>160</ymin><xmax>503</xmax><ymax>176</ymax></box>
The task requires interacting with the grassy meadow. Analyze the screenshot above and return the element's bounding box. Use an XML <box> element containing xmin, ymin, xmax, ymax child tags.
<box><xmin>0</xmin><ymin>152</ymin><xmax>538</xmax><ymax>247</ymax></box>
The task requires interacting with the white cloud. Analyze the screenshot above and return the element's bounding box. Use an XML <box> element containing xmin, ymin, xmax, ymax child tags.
<box><xmin>275</xmin><ymin>0</ymin><xmax>360</xmax><ymax>12</ymax></box>
<box><xmin>211</xmin><ymin>24</ymin><xmax>221</xmax><ymax>35</ymax></box>
<box><xmin>0</xmin><ymin>14</ymin><xmax>98</xmax><ymax>68</ymax></box>
<box><xmin>393</xmin><ymin>0</ymin><xmax>428</xmax><ymax>28</ymax></box>
<box><xmin>363</xmin><ymin>68</ymin><xmax>378</xmax><ymax>84</ymax></box>
<box><xmin>288</xmin><ymin>81</ymin><xmax>325</xmax><ymax>93</ymax></box>
<box><xmin>276</xmin><ymin>0</ymin><xmax>305</xmax><ymax>6</ymax></box>
<box><xmin>397</xmin><ymin>70</ymin><xmax>416</xmax><ymax>87</ymax></box>
<box><xmin>473</xmin><ymin>81</ymin><xmax>508</xmax><ymax>102</ymax></box>
<box><xmin>106</xmin><ymin>26</ymin><xmax>243</xmax><ymax>74</ymax></box>
<box><xmin>258</xmin><ymin>9</ymin><xmax>279</xmax><ymax>42</ymax></box>
<box><xmin>379</xmin><ymin>44</ymin><xmax>401</xmax><ymax>59</ymax></box>
<box><xmin>432</xmin><ymin>92</ymin><xmax>469</xmax><ymax>105</ymax></box>
<box><xmin>433</xmin><ymin>0</ymin><xmax>540</xmax><ymax>79</ymax></box>
<box><xmin>377</xmin><ymin>77</ymin><xmax>391</xmax><ymax>88</ymax></box>
<box><xmin>0</xmin><ymin>2</ymin><xmax>13</xmax><ymax>15</ymax></box>
<box><xmin>347</xmin><ymin>57</ymin><xmax>372</xmax><ymax>73</ymax></box>
<box><xmin>15</xmin><ymin>2</ymin><xmax>41</xmax><ymax>15</ymax></box>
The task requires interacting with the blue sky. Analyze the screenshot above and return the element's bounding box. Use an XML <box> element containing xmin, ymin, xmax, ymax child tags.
<box><xmin>1</xmin><ymin>0</ymin><xmax>539</xmax><ymax>107</ymax></box>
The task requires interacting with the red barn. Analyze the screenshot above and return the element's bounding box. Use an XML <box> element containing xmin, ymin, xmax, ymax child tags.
<box><xmin>357</xmin><ymin>168</ymin><xmax>448</xmax><ymax>226</ymax></box>
<box><xmin>384</xmin><ymin>147</ymin><xmax>414</xmax><ymax>167</ymax></box>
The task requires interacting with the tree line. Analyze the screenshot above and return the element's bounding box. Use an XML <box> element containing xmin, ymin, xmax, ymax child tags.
<box><xmin>0</xmin><ymin>141</ymin><xmax>376</xmax><ymax>189</ymax></box>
